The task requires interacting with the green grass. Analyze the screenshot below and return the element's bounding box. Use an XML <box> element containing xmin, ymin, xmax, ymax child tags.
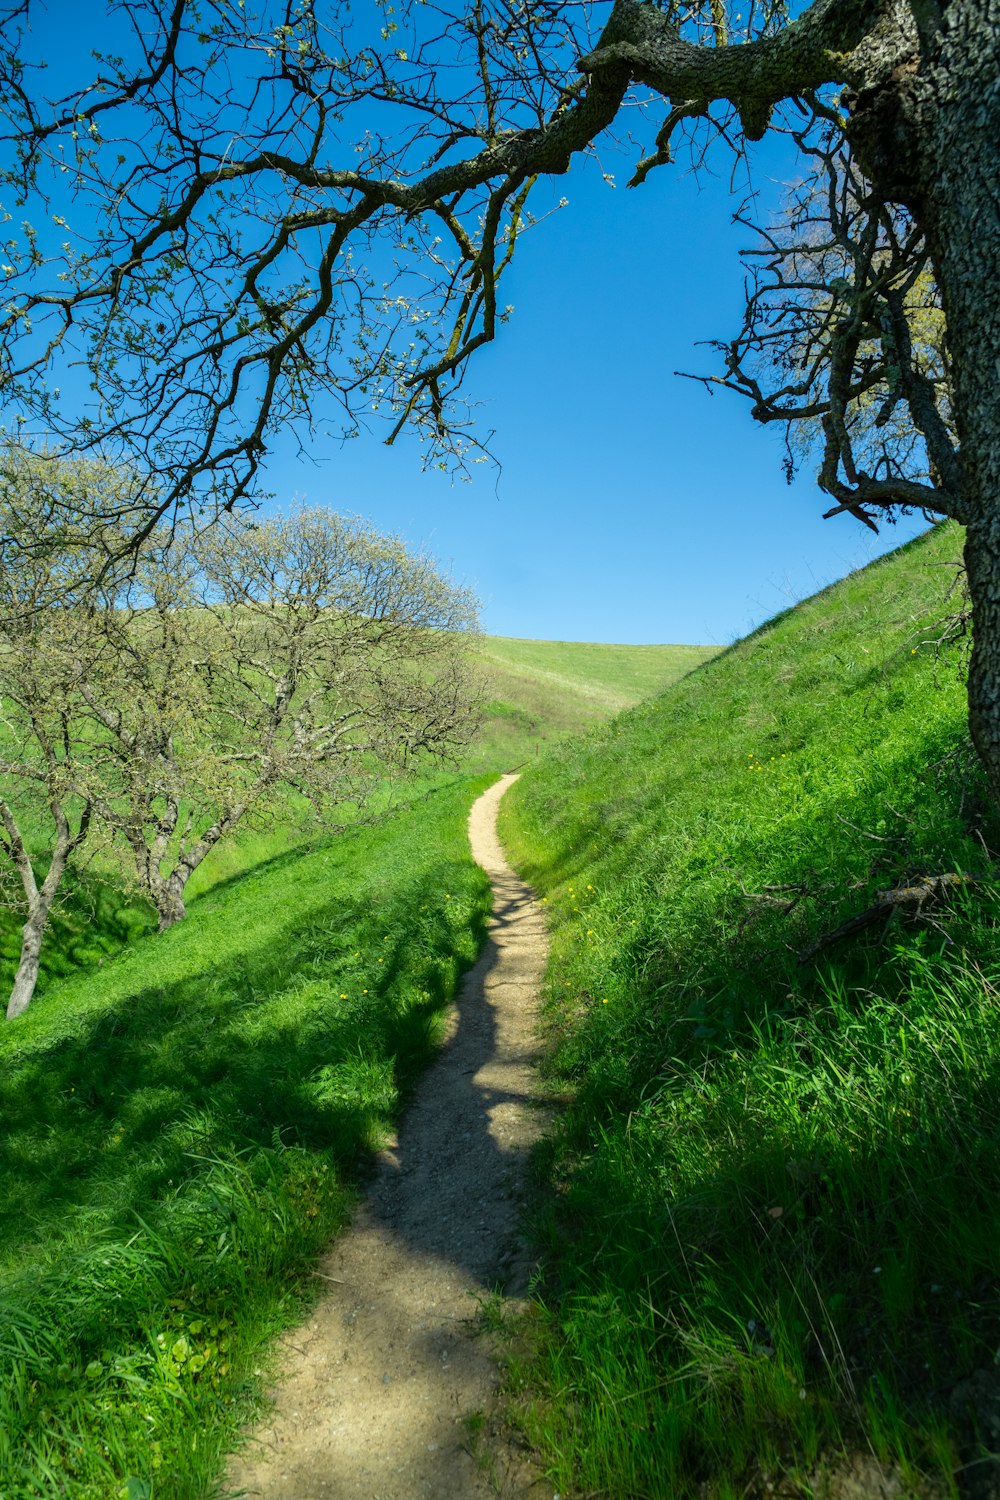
<box><xmin>0</xmin><ymin>861</ymin><xmax>157</xmax><ymax>1001</ymax></box>
<box><xmin>0</xmin><ymin>631</ymin><xmax>710</xmax><ymax>1000</ymax></box>
<box><xmin>0</xmin><ymin>773</ymin><xmax>492</xmax><ymax>1499</ymax></box>
<box><xmin>500</xmin><ymin>521</ymin><xmax>998</xmax><ymax>1497</ymax></box>
<box><xmin>471</xmin><ymin>635</ymin><xmax>716</xmax><ymax>767</ymax></box>
<box><xmin>0</xmin><ymin>614</ymin><xmax>750</xmax><ymax>1498</ymax></box>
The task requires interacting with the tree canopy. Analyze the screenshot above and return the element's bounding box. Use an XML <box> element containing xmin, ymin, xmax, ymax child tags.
<box><xmin>0</xmin><ymin>450</ymin><xmax>480</xmax><ymax>1017</ymax></box>
<box><xmin>1</xmin><ymin>0</ymin><xmax>998</xmax><ymax>792</ymax></box>
<box><xmin>0</xmin><ymin>3</ymin><xmax>960</xmax><ymax>527</ymax></box>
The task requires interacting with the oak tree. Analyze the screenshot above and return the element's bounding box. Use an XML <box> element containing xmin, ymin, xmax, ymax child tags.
<box><xmin>0</xmin><ymin>450</ymin><xmax>479</xmax><ymax>1010</ymax></box>
<box><xmin>0</xmin><ymin>1</ymin><xmax>997</xmax><ymax>788</ymax></box>
<box><xmin>703</xmin><ymin>124</ymin><xmax>952</xmax><ymax>503</ymax></box>
<box><xmin>90</xmin><ymin>507</ymin><xmax>480</xmax><ymax>930</ymax></box>
<box><xmin>0</xmin><ymin>450</ymin><xmax>121</xmax><ymax>1018</ymax></box>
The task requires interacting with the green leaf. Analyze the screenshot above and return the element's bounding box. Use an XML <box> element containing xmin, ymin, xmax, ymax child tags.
<box><xmin>120</xmin><ymin>1480</ymin><xmax>151</xmax><ymax>1500</ymax></box>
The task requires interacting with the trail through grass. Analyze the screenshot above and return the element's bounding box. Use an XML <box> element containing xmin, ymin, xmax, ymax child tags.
<box><xmin>471</xmin><ymin>636</ymin><xmax>716</xmax><ymax>767</ymax></box>
<box><xmin>0</xmin><ymin>613</ymin><xmax>731</xmax><ymax>1497</ymax></box>
<box><xmin>0</xmin><ymin>631</ymin><xmax>709</xmax><ymax>1006</ymax></box>
<box><xmin>0</xmin><ymin>775</ymin><xmax>492</xmax><ymax>1499</ymax></box>
<box><xmin>501</xmin><ymin>522</ymin><xmax>999</xmax><ymax>1497</ymax></box>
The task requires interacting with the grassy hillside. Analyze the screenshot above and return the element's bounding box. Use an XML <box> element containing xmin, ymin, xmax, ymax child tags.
<box><xmin>501</xmin><ymin>522</ymin><xmax>998</xmax><ymax>1497</ymax></box>
<box><xmin>0</xmin><ymin>774</ymin><xmax>491</xmax><ymax>1499</ymax></box>
<box><xmin>0</xmin><ymin>631</ymin><xmax>712</xmax><ymax>1006</ymax></box>
<box><xmin>471</xmin><ymin>635</ymin><xmax>717</xmax><ymax>766</ymax></box>
<box><xmin>0</xmin><ymin>617</ymin><xmax>713</xmax><ymax>1495</ymax></box>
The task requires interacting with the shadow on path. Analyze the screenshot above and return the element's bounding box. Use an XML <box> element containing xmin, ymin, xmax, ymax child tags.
<box><xmin>226</xmin><ymin>774</ymin><xmax>552</xmax><ymax>1500</ymax></box>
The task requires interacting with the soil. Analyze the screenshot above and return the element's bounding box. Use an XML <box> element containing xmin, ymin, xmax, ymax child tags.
<box><xmin>225</xmin><ymin>773</ymin><xmax>553</xmax><ymax>1500</ymax></box>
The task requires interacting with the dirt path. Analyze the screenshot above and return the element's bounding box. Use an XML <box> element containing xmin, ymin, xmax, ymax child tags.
<box><xmin>225</xmin><ymin>773</ymin><xmax>551</xmax><ymax>1500</ymax></box>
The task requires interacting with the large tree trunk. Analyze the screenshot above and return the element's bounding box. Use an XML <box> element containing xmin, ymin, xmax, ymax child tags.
<box><xmin>920</xmin><ymin>2</ymin><xmax>1000</xmax><ymax>805</ymax></box>
<box><xmin>155</xmin><ymin>881</ymin><xmax>187</xmax><ymax>931</ymax></box>
<box><xmin>964</xmin><ymin>521</ymin><xmax>1000</xmax><ymax>807</ymax></box>
<box><xmin>7</xmin><ymin>908</ymin><xmax>50</xmax><ymax>1020</ymax></box>
<box><xmin>853</xmin><ymin>0</ymin><xmax>1000</xmax><ymax>801</ymax></box>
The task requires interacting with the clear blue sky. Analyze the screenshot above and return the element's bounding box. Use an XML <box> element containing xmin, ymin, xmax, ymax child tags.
<box><xmin>261</xmin><ymin>133</ymin><xmax>926</xmax><ymax>647</ymax></box>
<box><xmin>27</xmin><ymin>5</ymin><xmax>928</xmax><ymax>648</ymax></box>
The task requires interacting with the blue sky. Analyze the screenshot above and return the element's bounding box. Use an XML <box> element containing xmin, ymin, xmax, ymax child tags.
<box><xmin>25</xmin><ymin>5</ymin><xmax>928</xmax><ymax>648</ymax></box>
<box><xmin>261</xmin><ymin>134</ymin><xmax>927</xmax><ymax>646</ymax></box>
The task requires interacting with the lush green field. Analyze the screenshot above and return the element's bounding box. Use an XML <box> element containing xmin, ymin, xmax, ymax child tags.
<box><xmin>0</xmin><ymin>618</ymin><xmax>716</xmax><ymax>1499</ymax></box>
<box><xmin>0</xmin><ymin>774</ymin><xmax>492</xmax><ymax>1499</ymax></box>
<box><xmin>501</xmin><ymin>522</ymin><xmax>998</xmax><ymax>1497</ymax></box>
<box><xmin>0</xmin><ymin>630</ymin><xmax>712</xmax><ymax>1006</ymax></box>
<box><xmin>471</xmin><ymin>635</ymin><xmax>717</xmax><ymax>766</ymax></box>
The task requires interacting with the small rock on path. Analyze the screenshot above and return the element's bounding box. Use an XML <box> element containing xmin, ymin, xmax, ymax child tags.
<box><xmin>225</xmin><ymin>772</ymin><xmax>551</xmax><ymax>1499</ymax></box>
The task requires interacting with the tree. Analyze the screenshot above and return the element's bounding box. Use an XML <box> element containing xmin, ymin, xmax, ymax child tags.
<box><xmin>0</xmin><ymin>446</ymin><xmax>479</xmax><ymax>1010</ymax></box>
<box><xmin>700</xmin><ymin>123</ymin><xmax>953</xmax><ymax>510</ymax></box>
<box><xmin>0</xmin><ymin>2</ymin><xmax>997</xmax><ymax>789</ymax></box>
<box><xmin>0</xmin><ymin>451</ymin><xmax>120</xmax><ymax>1018</ymax></box>
<box><xmin>88</xmin><ymin>508</ymin><xmax>481</xmax><ymax>930</ymax></box>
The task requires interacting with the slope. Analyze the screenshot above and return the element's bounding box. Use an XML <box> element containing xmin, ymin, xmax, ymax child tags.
<box><xmin>0</xmin><ymin>774</ymin><xmax>492</xmax><ymax>1498</ymax></box>
<box><xmin>501</xmin><ymin>521</ymin><xmax>998</xmax><ymax>1497</ymax></box>
<box><xmin>470</xmin><ymin>635</ymin><xmax>717</xmax><ymax>766</ymax></box>
<box><xmin>0</xmin><ymin>632</ymin><xmax>714</xmax><ymax>1002</ymax></box>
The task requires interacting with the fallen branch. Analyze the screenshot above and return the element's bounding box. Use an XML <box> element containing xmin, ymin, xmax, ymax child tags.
<box><xmin>798</xmin><ymin>872</ymin><xmax>986</xmax><ymax>964</ymax></box>
<box><xmin>724</xmin><ymin>871</ymin><xmax>813</xmax><ymax>941</ymax></box>
<box><xmin>833</xmin><ymin>811</ymin><xmax>906</xmax><ymax>843</ymax></box>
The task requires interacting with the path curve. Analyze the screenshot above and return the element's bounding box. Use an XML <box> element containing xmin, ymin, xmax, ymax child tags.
<box><xmin>226</xmin><ymin>773</ymin><xmax>550</xmax><ymax>1499</ymax></box>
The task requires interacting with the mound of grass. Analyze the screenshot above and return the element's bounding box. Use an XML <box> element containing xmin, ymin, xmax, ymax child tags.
<box><xmin>0</xmin><ymin>774</ymin><xmax>492</xmax><ymax>1499</ymax></box>
<box><xmin>501</xmin><ymin>522</ymin><xmax>999</xmax><ymax>1496</ymax></box>
<box><xmin>471</xmin><ymin>636</ymin><xmax>716</xmax><ymax>767</ymax></box>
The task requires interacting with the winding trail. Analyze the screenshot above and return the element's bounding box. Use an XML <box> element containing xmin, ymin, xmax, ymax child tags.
<box><xmin>226</xmin><ymin>773</ymin><xmax>551</xmax><ymax>1499</ymax></box>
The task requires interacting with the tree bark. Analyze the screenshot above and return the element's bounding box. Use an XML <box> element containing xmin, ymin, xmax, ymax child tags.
<box><xmin>2</xmin><ymin>795</ymin><xmax>88</xmax><ymax>1020</ymax></box>
<box><xmin>154</xmin><ymin>879</ymin><xmax>187</xmax><ymax>931</ymax></box>
<box><xmin>128</xmin><ymin>802</ymin><xmax>249</xmax><ymax>932</ymax></box>
<box><xmin>849</xmin><ymin>0</ymin><xmax>1000</xmax><ymax>801</ymax></box>
<box><xmin>915</xmin><ymin>1</ymin><xmax>1000</xmax><ymax>803</ymax></box>
<box><xmin>965</xmin><ymin>518</ymin><xmax>1000</xmax><ymax>806</ymax></box>
<box><xmin>7</xmin><ymin>908</ymin><xmax>50</xmax><ymax>1019</ymax></box>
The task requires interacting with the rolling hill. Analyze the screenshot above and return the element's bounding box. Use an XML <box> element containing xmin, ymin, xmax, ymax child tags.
<box><xmin>500</xmin><ymin>519</ymin><xmax>997</xmax><ymax>1497</ymax></box>
<box><xmin>471</xmin><ymin>634</ymin><xmax>718</xmax><ymax>765</ymax></box>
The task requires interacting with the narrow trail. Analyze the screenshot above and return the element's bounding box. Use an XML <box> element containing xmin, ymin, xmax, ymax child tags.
<box><xmin>226</xmin><ymin>773</ymin><xmax>551</xmax><ymax>1500</ymax></box>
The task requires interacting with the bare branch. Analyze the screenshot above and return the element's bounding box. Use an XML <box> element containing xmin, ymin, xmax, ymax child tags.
<box><xmin>0</xmin><ymin>1</ymin><xmax>920</xmax><ymax>548</ymax></box>
<box><xmin>695</xmin><ymin>109</ymin><xmax>962</xmax><ymax>530</ymax></box>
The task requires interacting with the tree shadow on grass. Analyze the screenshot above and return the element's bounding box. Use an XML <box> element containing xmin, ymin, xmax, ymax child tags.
<box><xmin>363</xmin><ymin>872</ymin><xmax>545</xmax><ymax>1286</ymax></box>
<box><xmin>512</xmin><ymin>731</ymin><xmax>1000</xmax><ymax>1491</ymax></box>
<box><xmin>0</xmin><ymin>851</ymin><xmax>485</xmax><ymax>1266</ymax></box>
<box><xmin>542</xmin><ymin>1037</ymin><xmax>1000</xmax><ymax>1493</ymax></box>
<box><xmin>0</xmin><ymin>779</ymin><xmax>527</xmax><ymax>1500</ymax></box>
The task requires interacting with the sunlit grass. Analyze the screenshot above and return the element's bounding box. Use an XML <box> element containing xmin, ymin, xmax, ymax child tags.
<box><xmin>0</xmin><ymin>608</ymin><xmax>716</xmax><ymax>1497</ymax></box>
<box><xmin>0</xmin><ymin>629</ymin><xmax>701</xmax><ymax>1003</ymax></box>
<box><xmin>502</xmin><ymin>521</ymin><xmax>995</xmax><ymax>1496</ymax></box>
<box><xmin>471</xmin><ymin>636</ymin><xmax>716</xmax><ymax>767</ymax></box>
<box><xmin>0</xmin><ymin>775</ymin><xmax>492</xmax><ymax>1499</ymax></box>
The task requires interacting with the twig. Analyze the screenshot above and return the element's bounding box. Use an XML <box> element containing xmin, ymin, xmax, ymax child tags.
<box><xmin>833</xmin><ymin>811</ymin><xmax>904</xmax><ymax>843</ymax></box>
<box><xmin>798</xmin><ymin>871</ymin><xmax>985</xmax><ymax>963</ymax></box>
<box><xmin>733</xmin><ymin>880</ymin><xmax>810</xmax><ymax>940</ymax></box>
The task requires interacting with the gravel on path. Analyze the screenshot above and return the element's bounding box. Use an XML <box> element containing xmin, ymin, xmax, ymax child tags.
<box><xmin>225</xmin><ymin>772</ymin><xmax>552</xmax><ymax>1500</ymax></box>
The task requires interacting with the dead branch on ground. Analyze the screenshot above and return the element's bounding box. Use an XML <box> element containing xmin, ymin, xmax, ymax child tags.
<box><xmin>797</xmin><ymin>871</ymin><xmax>986</xmax><ymax>963</ymax></box>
